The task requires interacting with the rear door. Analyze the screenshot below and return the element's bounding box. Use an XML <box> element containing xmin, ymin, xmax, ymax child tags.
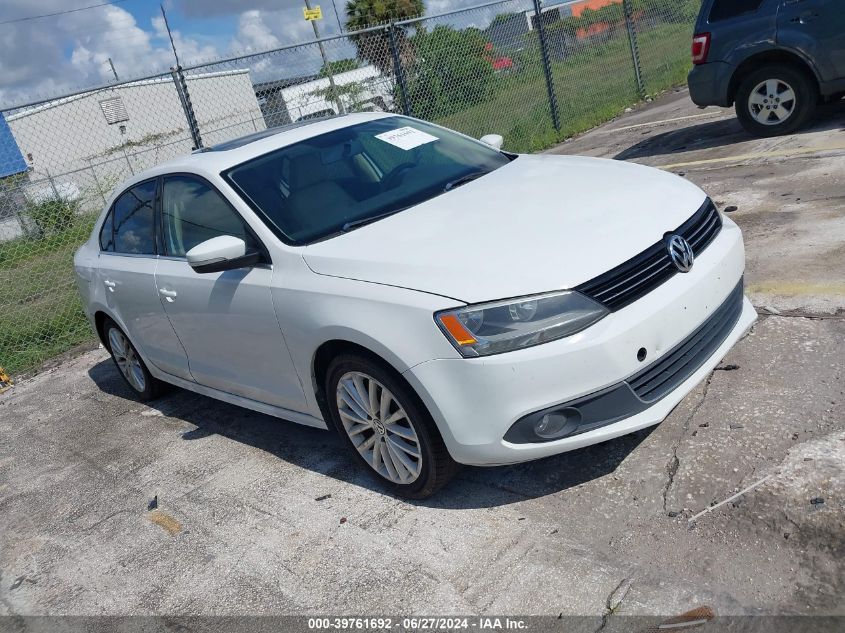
<box><xmin>777</xmin><ymin>0</ymin><xmax>845</xmax><ymax>80</ymax></box>
<box><xmin>97</xmin><ymin>179</ymin><xmax>191</xmax><ymax>379</ymax></box>
<box><xmin>153</xmin><ymin>173</ymin><xmax>307</xmax><ymax>411</ymax></box>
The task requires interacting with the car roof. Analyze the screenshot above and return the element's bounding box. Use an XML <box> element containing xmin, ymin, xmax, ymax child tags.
<box><xmin>119</xmin><ymin>111</ymin><xmax>396</xmax><ymax>188</ymax></box>
<box><xmin>196</xmin><ymin>115</ymin><xmax>345</xmax><ymax>152</ymax></box>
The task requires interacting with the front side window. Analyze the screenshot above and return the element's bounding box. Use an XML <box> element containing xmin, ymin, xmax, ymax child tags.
<box><xmin>224</xmin><ymin>116</ymin><xmax>512</xmax><ymax>244</ymax></box>
<box><xmin>111</xmin><ymin>180</ymin><xmax>157</xmax><ymax>255</ymax></box>
<box><xmin>161</xmin><ymin>175</ymin><xmax>259</xmax><ymax>257</ymax></box>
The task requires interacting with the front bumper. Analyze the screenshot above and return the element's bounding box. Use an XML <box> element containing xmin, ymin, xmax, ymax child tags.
<box><xmin>403</xmin><ymin>218</ymin><xmax>755</xmax><ymax>466</ymax></box>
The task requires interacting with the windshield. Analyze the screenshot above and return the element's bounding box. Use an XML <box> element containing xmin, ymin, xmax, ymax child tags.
<box><xmin>223</xmin><ymin>116</ymin><xmax>511</xmax><ymax>244</ymax></box>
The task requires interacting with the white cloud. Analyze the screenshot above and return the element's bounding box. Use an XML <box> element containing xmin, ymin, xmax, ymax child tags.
<box><xmin>0</xmin><ymin>0</ymin><xmax>492</xmax><ymax>106</ymax></box>
<box><xmin>231</xmin><ymin>10</ymin><xmax>283</xmax><ymax>52</ymax></box>
<box><xmin>0</xmin><ymin>2</ymin><xmax>219</xmax><ymax>106</ymax></box>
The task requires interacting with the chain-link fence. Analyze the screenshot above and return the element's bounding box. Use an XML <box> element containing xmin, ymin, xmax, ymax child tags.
<box><xmin>0</xmin><ymin>0</ymin><xmax>699</xmax><ymax>376</ymax></box>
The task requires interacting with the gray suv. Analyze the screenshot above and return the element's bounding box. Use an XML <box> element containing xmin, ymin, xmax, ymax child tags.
<box><xmin>688</xmin><ymin>0</ymin><xmax>845</xmax><ymax>137</ymax></box>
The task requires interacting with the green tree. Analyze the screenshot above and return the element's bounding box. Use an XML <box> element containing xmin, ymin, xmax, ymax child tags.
<box><xmin>344</xmin><ymin>0</ymin><xmax>424</xmax><ymax>73</ymax></box>
<box><xmin>311</xmin><ymin>81</ymin><xmax>367</xmax><ymax>111</ymax></box>
<box><xmin>405</xmin><ymin>26</ymin><xmax>495</xmax><ymax>120</ymax></box>
<box><xmin>320</xmin><ymin>58</ymin><xmax>361</xmax><ymax>77</ymax></box>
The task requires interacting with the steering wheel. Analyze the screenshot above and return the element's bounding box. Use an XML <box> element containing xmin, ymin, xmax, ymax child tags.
<box><xmin>381</xmin><ymin>162</ymin><xmax>416</xmax><ymax>191</ymax></box>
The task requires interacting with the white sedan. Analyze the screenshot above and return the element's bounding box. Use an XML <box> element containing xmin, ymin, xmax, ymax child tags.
<box><xmin>74</xmin><ymin>113</ymin><xmax>756</xmax><ymax>498</ymax></box>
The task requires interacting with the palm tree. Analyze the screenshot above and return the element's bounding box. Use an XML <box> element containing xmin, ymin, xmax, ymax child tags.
<box><xmin>344</xmin><ymin>0</ymin><xmax>424</xmax><ymax>74</ymax></box>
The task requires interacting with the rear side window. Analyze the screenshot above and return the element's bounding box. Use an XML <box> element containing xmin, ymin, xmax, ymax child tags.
<box><xmin>160</xmin><ymin>175</ymin><xmax>259</xmax><ymax>257</ymax></box>
<box><xmin>112</xmin><ymin>180</ymin><xmax>157</xmax><ymax>255</ymax></box>
<box><xmin>709</xmin><ymin>0</ymin><xmax>764</xmax><ymax>22</ymax></box>
<box><xmin>99</xmin><ymin>209</ymin><xmax>114</xmax><ymax>252</ymax></box>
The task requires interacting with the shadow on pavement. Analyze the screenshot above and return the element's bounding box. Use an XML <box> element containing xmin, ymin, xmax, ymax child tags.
<box><xmin>615</xmin><ymin>100</ymin><xmax>845</xmax><ymax>162</ymax></box>
<box><xmin>88</xmin><ymin>358</ymin><xmax>652</xmax><ymax>510</ymax></box>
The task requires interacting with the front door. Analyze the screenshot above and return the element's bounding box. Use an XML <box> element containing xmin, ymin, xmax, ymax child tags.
<box><xmin>154</xmin><ymin>174</ymin><xmax>307</xmax><ymax>411</ymax></box>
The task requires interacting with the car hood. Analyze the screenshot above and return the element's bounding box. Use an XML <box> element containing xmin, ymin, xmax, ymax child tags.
<box><xmin>302</xmin><ymin>154</ymin><xmax>707</xmax><ymax>304</ymax></box>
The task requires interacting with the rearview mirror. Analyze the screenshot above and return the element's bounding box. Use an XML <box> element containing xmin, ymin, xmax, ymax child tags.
<box><xmin>479</xmin><ymin>134</ymin><xmax>504</xmax><ymax>150</ymax></box>
<box><xmin>186</xmin><ymin>235</ymin><xmax>261</xmax><ymax>274</ymax></box>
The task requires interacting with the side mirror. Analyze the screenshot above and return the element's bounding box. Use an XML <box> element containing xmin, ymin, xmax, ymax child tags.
<box><xmin>480</xmin><ymin>134</ymin><xmax>504</xmax><ymax>150</ymax></box>
<box><xmin>186</xmin><ymin>235</ymin><xmax>261</xmax><ymax>274</ymax></box>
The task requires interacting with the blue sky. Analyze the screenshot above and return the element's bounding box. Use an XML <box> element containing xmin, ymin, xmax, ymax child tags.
<box><xmin>0</xmin><ymin>0</ymin><xmax>510</xmax><ymax>106</ymax></box>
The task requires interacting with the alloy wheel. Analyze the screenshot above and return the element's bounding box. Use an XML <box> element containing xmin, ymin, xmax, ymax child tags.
<box><xmin>748</xmin><ymin>79</ymin><xmax>796</xmax><ymax>126</ymax></box>
<box><xmin>108</xmin><ymin>327</ymin><xmax>146</xmax><ymax>393</ymax></box>
<box><xmin>335</xmin><ymin>371</ymin><xmax>422</xmax><ymax>484</ymax></box>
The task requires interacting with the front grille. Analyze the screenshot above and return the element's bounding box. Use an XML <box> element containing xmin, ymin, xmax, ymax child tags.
<box><xmin>576</xmin><ymin>199</ymin><xmax>722</xmax><ymax>311</ymax></box>
<box><xmin>626</xmin><ymin>279</ymin><xmax>744</xmax><ymax>403</ymax></box>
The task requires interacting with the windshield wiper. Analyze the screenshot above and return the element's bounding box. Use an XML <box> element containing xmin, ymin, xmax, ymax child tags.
<box><xmin>341</xmin><ymin>207</ymin><xmax>409</xmax><ymax>233</ymax></box>
<box><xmin>444</xmin><ymin>170</ymin><xmax>489</xmax><ymax>192</ymax></box>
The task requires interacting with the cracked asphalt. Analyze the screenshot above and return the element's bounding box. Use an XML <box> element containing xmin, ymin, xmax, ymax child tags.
<box><xmin>1</xmin><ymin>89</ymin><xmax>844</xmax><ymax>620</ymax></box>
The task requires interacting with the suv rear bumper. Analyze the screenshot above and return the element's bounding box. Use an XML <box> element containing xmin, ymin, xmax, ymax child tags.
<box><xmin>688</xmin><ymin>62</ymin><xmax>735</xmax><ymax>107</ymax></box>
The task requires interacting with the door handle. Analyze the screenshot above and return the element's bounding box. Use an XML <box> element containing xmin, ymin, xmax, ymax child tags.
<box><xmin>103</xmin><ymin>280</ymin><xmax>116</xmax><ymax>291</ymax></box>
<box><xmin>158</xmin><ymin>288</ymin><xmax>178</xmax><ymax>302</ymax></box>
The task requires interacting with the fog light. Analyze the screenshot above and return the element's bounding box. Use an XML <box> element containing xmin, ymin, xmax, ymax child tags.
<box><xmin>534</xmin><ymin>408</ymin><xmax>581</xmax><ymax>439</ymax></box>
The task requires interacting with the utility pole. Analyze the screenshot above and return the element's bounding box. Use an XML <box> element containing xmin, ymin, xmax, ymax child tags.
<box><xmin>304</xmin><ymin>0</ymin><xmax>345</xmax><ymax>114</ymax></box>
<box><xmin>107</xmin><ymin>57</ymin><xmax>119</xmax><ymax>81</ymax></box>
<box><xmin>329</xmin><ymin>0</ymin><xmax>344</xmax><ymax>33</ymax></box>
<box><xmin>160</xmin><ymin>3</ymin><xmax>181</xmax><ymax>67</ymax></box>
<box><xmin>160</xmin><ymin>4</ymin><xmax>203</xmax><ymax>149</ymax></box>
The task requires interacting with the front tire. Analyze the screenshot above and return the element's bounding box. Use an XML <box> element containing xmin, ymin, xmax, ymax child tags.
<box><xmin>735</xmin><ymin>65</ymin><xmax>816</xmax><ymax>137</ymax></box>
<box><xmin>326</xmin><ymin>354</ymin><xmax>459</xmax><ymax>498</ymax></box>
<box><xmin>102</xmin><ymin>317</ymin><xmax>163</xmax><ymax>401</ymax></box>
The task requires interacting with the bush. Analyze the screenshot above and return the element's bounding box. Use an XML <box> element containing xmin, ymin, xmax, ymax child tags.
<box><xmin>27</xmin><ymin>198</ymin><xmax>79</xmax><ymax>236</ymax></box>
<box><xmin>406</xmin><ymin>25</ymin><xmax>495</xmax><ymax>120</ymax></box>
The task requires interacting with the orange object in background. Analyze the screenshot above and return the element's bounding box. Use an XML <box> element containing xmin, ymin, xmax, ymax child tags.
<box><xmin>569</xmin><ymin>0</ymin><xmax>622</xmax><ymax>18</ymax></box>
<box><xmin>568</xmin><ymin>0</ymin><xmax>623</xmax><ymax>40</ymax></box>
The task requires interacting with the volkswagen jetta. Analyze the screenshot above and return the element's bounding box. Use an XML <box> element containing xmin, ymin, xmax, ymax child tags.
<box><xmin>74</xmin><ymin>113</ymin><xmax>756</xmax><ymax>498</ymax></box>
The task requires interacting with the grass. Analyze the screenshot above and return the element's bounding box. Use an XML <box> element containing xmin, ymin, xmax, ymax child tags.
<box><xmin>437</xmin><ymin>22</ymin><xmax>693</xmax><ymax>153</ymax></box>
<box><xmin>0</xmin><ymin>19</ymin><xmax>695</xmax><ymax>377</ymax></box>
<box><xmin>0</xmin><ymin>217</ymin><xmax>97</xmax><ymax>375</ymax></box>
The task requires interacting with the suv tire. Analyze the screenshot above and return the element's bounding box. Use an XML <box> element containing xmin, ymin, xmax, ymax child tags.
<box><xmin>735</xmin><ymin>64</ymin><xmax>817</xmax><ymax>137</ymax></box>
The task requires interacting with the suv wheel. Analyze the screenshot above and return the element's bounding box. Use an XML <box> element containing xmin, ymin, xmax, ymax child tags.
<box><xmin>735</xmin><ymin>65</ymin><xmax>817</xmax><ymax>137</ymax></box>
<box><xmin>103</xmin><ymin>317</ymin><xmax>163</xmax><ymax>401</ymax></box>
<box><xmin>326</xmin><ymin>354</ymin><xmax>459</xmax><ymax>498</ymax></box>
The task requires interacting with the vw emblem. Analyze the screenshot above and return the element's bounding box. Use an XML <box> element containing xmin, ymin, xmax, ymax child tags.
<box><xmin>667</xmin><ymin>235</ymin><xmax>694</xmax><ymax>273</ymax></box>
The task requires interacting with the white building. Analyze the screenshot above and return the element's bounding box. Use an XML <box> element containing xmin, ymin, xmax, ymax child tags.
<box><xmin>6</xmin><ymin>69</ymin><xmax>265</xmax><ymax>206</ymax></box>
<box><xmin>256</xmin><ymin>65</ymin><xmax>396</xmax><ymax>127</ymax></box>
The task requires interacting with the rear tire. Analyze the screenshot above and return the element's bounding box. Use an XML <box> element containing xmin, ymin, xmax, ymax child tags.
<box><xmin>735</xmin><ymin>64</ymin><xmax>817</xmax><ymax>137</ymax></box>
<box><xmin>102</xmin><ymin>317</ymin><xmax>163</xmax><ymax>402</ymax></box>
<box><xmin>326</xmin><ymin>353</ymin><xmax>459</xmax><ymax>498</ymax></box>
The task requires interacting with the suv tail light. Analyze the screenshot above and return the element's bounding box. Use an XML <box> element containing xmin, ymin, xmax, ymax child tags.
<box><xmin>692</xmin><ymin>33</ymin><xmax>711</xmax><ymax>65</ymax></box>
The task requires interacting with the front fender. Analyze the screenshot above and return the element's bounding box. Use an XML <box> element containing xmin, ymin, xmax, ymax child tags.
<box><xmin>271</xmin><ymin>274</ymin><xmax>462</xmax><ymax>419</ymax></box>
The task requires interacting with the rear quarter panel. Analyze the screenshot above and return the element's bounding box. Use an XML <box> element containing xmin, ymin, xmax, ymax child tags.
<box><xmin>704</xmin><ymin>1</ymin><xmax>780</xmax><ymax>67</ymax></box>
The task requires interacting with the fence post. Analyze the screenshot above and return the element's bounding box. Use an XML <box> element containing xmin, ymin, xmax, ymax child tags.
<box><xmin>88</xmin><ymin>160</ymin><xmax>107</xmax><ymax>205</ymax></box>
<box><xmin>388</xmin><ymin>23</ymin><xmax>412</xmax><ymax>117</ymax></box>
<box><xmin>121</xmin><ymin>146</ymin><xmax>134</xmax><ymax>175</ymax></box>
<box><xmin>623</xmin><ymin>0</ymin><xmax>646</xmax><ymax>99</ymax></box>
<box><xmin>46</xmin><ymin>170</ymin><xmax>60</xmax><ymax>200</ymax></box>
<box><xmin>532</xmin><ymin>0</ymin><xmax>560</xmax><ymax>132</ymax></box>
<box><xmin>171</xmin><ymin>66</ymin><xmax>204</xmax><ymax>150</ymax></box>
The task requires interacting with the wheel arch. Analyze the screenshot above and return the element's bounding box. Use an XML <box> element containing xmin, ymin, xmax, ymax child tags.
<box><xmin>93</xmin><ymin>310</ymin><xmax>113</xmax><ymax>349</ymax></box>
<box><xmin>310</xmin><ymin>339</ymin><xmax>448</xmax><ymax>442</ymax></box>
<box><xmin>312</xmin><ymin>340</ymin><xmax>399</xmax><ymax>424</ymax></box>
<box><xmin>728</xmin><ymin>49</ymin><xmax>820</xmax><ymax>105</ymax></box>
<box><xmin>93</xmin><ymin>309</ymin><xmax>155</xmax><ymax>371</ymax></box>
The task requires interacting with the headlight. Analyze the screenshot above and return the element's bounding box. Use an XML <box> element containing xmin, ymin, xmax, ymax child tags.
<box><xmin>436</xmin><ymin>291</ymin><xmax>609</xmax><ymax>358</ymax></box>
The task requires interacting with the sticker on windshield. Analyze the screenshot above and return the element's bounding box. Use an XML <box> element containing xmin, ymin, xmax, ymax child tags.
<box><xmin>374</xmin><ymin>126</ymin><xmax>438</xmax><ymax>150</ymax></box>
